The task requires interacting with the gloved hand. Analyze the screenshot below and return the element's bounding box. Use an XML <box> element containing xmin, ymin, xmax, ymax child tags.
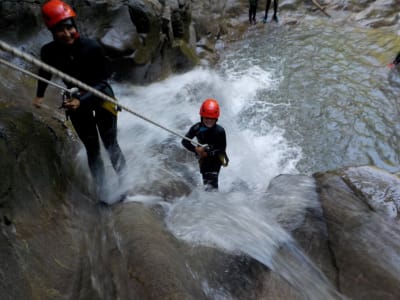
<box><xmin>195</xmin><ymin>146</ymin><xmax>208</xmax><ymax>158</ymax></box>
<box><xmin>63</xmin><ymin>97</ymin><xmax>81</xmax><ymax>110</ymax></box>
<box><xmin>33</xmin><ymin>97</ymin><xmax>44</xmax><ymax>108</ymax></box>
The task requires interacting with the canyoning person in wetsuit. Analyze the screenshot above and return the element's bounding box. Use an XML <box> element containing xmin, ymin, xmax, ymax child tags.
<box><xmin>182</xmin><ymin>99</ymin><xmax>228</xmax><ymax>191</ymax></box>
<box><xmin>389</xmin><ymin>51</ymin><xmax>400</xmax><ymax>68</ymax></box>
<box><xmin>263</xmin><ymin>0</ymin><xmax>279</xmax><ymax>23</ymax></box>
<box><xmin>33</xmin><ymin>0</ymin><xmax>126</xmax><ymax>201</ymax></box>
<box><xmin>249</xmin><ymin>0</ymin><xmax>258</xmax><ymax>25</ymax></box>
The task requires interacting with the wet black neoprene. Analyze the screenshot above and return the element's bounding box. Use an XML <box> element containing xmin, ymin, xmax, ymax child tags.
<box><xmin>182</xmin><ymin>122</ymin><xmax>227</xmax><ymax>190</ymax></box>
<box><xmin>36</xmin><ymin>37</ymin><xmax>126</xmax><ymax>187</ymax></box>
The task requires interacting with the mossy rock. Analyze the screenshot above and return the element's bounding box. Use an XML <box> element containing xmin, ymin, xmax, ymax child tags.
<box><xmin>172</xmin><ymin>39</ymin><xmax>199</xmax><ymax>69</ymax></box>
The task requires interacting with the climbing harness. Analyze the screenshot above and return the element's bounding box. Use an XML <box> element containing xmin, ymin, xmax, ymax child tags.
<box><xmin>219</xmin><ymin>152</ymin><xmax>229</xmax><ymax>167</ymax></box>
<box><xmin>0</xmin><ymin>39</ymin><xmax>205</xmax><ymax>148</ymax></box>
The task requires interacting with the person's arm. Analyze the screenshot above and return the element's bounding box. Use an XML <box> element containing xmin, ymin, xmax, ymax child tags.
<box><xmin>62</xmin><ymin>81</ymin><xmax>110</xmax><ymax>111</ymax></box>
<box><xmin>33</xmin><ymin>45</ymin><xmax>53</xmax><ymax>108</ymax></box>
<box><xmin>394</xmin><ymin>51</ymin><xmax>400</xmax><ymax>66</ymax></box>
<box><xmin>182</xmin><ymin>124</ymin><xmax>198</xmax><ymax>153</ymax></box>
<box><xmin>33</xmin><ymin>69</ymin><xmax>53</xmax><ymax>108</ymax></box>
<box><xmin>76</xmin><ymin>81</ymin><xmax>109</xmax><ymax>105</ymax></box>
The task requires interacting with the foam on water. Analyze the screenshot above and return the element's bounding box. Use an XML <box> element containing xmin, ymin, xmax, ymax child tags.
<box><xmin>112</xmin><ymin>66</ymin><xmax>300</xmax><ymax>193</ymax></box>
<box><xmin>74</xmin><ymin>62</ymin><xmax>341</xmax><ymax>298</ymax></box>
<box><xmin>165</xmin><ymin>178</ymin><xmax>342</xmax><ymax>299</ymax></box>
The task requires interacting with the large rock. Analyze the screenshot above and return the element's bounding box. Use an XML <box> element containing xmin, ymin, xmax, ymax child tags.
<box><xmin>315</xmin><ymin>167</ymin><xmax>400</xmax><ymax>299</ymax></box>
<box><xmin>251</xmin><ymin>168</ymin><xmax>400</xmax><ymax>299</ymax></box>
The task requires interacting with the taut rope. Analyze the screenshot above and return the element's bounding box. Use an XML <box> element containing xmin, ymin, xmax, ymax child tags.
<box><xmin>0</xmin><ymin>39</ymin><xmax>204</xmax><ymax>147</ymax></box>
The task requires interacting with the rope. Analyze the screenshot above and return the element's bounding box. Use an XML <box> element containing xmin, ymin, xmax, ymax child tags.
<box><xmin>0</xmin><ymin>57</ymin><xmax>73</xmax><ymax>94</ymax></box>
<box><xmin>0</xmin><ymin>39</ymin><xmax>204</xmax><ymax>147</ymax></box>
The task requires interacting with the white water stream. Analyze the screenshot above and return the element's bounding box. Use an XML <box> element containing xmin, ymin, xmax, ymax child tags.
<box><xmin>93</xmin><ymin>63</ymin><xmax>342</xmax><ymax>298</ymax></box>
<box><xmin>71</xmin><ymin>18</ymin><xmax>400</xmax><ymax>298</ymax></box>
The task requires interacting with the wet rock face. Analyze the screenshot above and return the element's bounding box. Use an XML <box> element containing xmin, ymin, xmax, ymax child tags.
<box><xmin>0</xmin><ymin>106</ymin><xmax>67</xmax><ymax>219</ymax></box>
<box><xmin>314</xmin><ymin>167</ymin><xmax>400</xmax><ymax>299</ymax></box>
<box><xmin>341</xmin><ymin>166</ymin><xmax>400</xmax><ymax>219</ymax></box>
<box><xmin>0</xmin><ymin>104</ymin><xmax>79</xmax><ymax>299</ymax></box>
<box><xmin>0</xmin><ymin>1</ymin><xmax>39</xmax><ymax>42</ymax></box>
<box><xmin>252</xmin><ymin>169</ymin><xmax>400</xmax><ymax>299</ymax></box>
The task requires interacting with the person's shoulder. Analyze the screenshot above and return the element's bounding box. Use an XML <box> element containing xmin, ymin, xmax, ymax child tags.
<box><xmin>79</xmin><ymin>37</ymin><xmax>98</xmax><ymax>44</ymax></box>
<box><xmin>215</xmin><ymin>123</ymin><xmax>226</xmax><ymax>132</ymax></box>
<box><xmin>190</xmin><ymin>122</ymin><xmax>202</xmax><ymax>130</ymax></box>
<box><xmin>78</xmin><ymin>37</ymin><xmax>102</xmax><ymax>49</ymax></box>
<box><xmin>40</xmin><ymin>41</ymin><xmax>58</xmax><ymax>57</ymax></box>
<box><xmin>41</xmin><ymin>40</ymin><xmax>57</xmax><ymax>51</ymax></box>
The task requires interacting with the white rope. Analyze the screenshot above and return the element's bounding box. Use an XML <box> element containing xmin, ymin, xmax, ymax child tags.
<box><xmin>0</xmin><ymin>39</ymin><xmax>204</xmax><ymax>147</ymax></box>
<box><xmin>0</xmin><ymin>57</ymin><xmax>74</xmax><ymax>94</ymax></box>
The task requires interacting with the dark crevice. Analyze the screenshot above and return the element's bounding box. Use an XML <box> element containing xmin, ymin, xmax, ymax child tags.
<box><xmin>3</xmin><ymin>215</ymin><xmax>12</xmax><ymax>226</ymax></box>
<box><xmin>0</xmin><ymin>186</ymin><xmax>12</xmax><ymax>200</ymax></box>
<box><xmin>340</xmin><ymin>175</ymin><xmax>375</xmax><ymax>212</ymax></box>
<box><xmin>326</xmin><ymin>235</ymin><xmax>341</xmax><ymax>291</ymax></box>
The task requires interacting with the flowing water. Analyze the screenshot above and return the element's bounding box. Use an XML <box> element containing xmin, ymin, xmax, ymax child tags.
<box><xmin>77</xmin><ymin>17</ymin><xmax>400</xmax><ymax>299</ymax></box>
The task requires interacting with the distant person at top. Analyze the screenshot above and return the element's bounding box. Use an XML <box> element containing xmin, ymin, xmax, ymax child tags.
<box><xmin>249</xmin><ymin>0</ymin><xmax>258</xmax><ymax>25</ymax></box>
<box><xmin>263</xmin><ymin>0</ymin><xmax>279</xmax><ymax>23</ymax></box>
<box><xmin>33</xmin><ymin>0</ymin><xmax>126</xmax><ymax>201</ymax></box>
<box><xmin>388</xmin><ymin>51</ymin><xmax>400</xmax><ymax>68</ymax></box>
<box><xmin>182</xmin><ymin>99</ymin><xmax>229</xmax><ymax>191</ymax></box>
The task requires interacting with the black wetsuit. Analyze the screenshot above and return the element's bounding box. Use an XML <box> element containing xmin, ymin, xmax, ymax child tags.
<box><xmin>393</xmin><ymin>51</ymin><xmax>400</xmax><ymax>66</ymax></box>
<box><xmin>182</xmin><ymin>122</ymin><xmax>227</xmax><ymax>190</ymax></box>
<box><xmin>249</xmin><ymin>0</ymin><xmax>258</xmax><ymax>24</ymax></box>
<box><xmin>36</xmin><ymin>37</ymin><xmax>126</xmax><ymax>188</ymax></box>
<box><xmin>264</xmin><ymin>0</ymin><xmax>278</xmax><ymax>22</ymax></box>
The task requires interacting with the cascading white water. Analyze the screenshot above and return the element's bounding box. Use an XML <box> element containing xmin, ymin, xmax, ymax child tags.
<box><xmin>114</xmin><ymin>66</ymin><xmax>301</xmax><ymax>194</ymax></box>
<box><xmin>99</xmin><ymin>60</ymin><xmax>342</xmax><ymax>298</ymax></box>
<box><xmin>72</xmin><ymin>18</ymin><xmax>400</xmax><ymax>298</ymax></box>
<box><xmin>164</xmin><ymin>178</ymin><xmax>342</xmax><ymax>300</ymax></box>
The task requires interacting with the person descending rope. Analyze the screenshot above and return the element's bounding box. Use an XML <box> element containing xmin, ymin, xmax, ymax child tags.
<box><xmin>33</xmin><ymin>0</ymin><xmax>126</xmax><ymax>201</ymax></box>
<box><xmin>182</xmin><ymin>99</ymin><xmax>229</xmax><ymax>191</ymax></box>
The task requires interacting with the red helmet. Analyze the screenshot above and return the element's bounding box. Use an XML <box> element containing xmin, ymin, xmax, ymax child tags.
<box><xmin>200</xmin><ymin>98</ymin><xmax>220</xmax><ymax>118</ymax></box>
<box><xmin>42</xmin><ymin>0</ymin><xmax>76</xmax><ymax>29</ymax></box>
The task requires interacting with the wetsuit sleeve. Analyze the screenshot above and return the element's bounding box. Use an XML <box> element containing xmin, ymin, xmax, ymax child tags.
<box><xmin>394</xmin><ymin>51</ymin><xmax>400</xmax><ymax>65</ymax></box>
<box><xmin>182</xmin><ymin>124</ymin><xmax>198</xmax><ymax>153</ymax></box>
<box><xmin>36</xmin><ymin>69</ymin><xmax>52</xmax><ymax>97</ymax></box>
<box><xmin>36</xmin><ymin>46</ymin><xmax>53</xmax><ymax>97</ymax></box>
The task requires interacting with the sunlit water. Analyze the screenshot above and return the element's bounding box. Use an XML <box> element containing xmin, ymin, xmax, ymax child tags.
<box><xmin>74</xmin><ymin>17</ymin><xmax>400</xmax><ymax>299</ymax></box>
